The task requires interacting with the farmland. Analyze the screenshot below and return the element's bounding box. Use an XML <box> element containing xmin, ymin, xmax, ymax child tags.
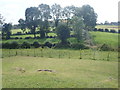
<box><xmin>1</xmin><ymin>24</ymin><xmax>119</xmax><ymax>88</ymax></box>
<box><xmin>2</xmin><ymin>56</ymin><xmax>118</xmax><ymax>88</ymax></box>
<box><xmin>1</xmin><ymin>1</ymin><xmax>119</xmax><ymax>88</ymax></box>
<box><xmin>96</xmin><ymin>25</ymin><xmax>119</xmax><ymax>31</ymax></box>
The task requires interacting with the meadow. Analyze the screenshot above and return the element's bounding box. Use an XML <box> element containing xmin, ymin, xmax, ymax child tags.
<box><xmin>95</xmin><ymin>25</ymin><xmax>119</xmax><ymax>31</ymax></box>
<box><xmin>2</xmin><ymin>56</ymin><xmax>118</xmax><ymax>88</ymax></box>
<box><xmin>2</xmin><ymin>25</ymin><xmax>119</xmax><ymax>88</ymax></box>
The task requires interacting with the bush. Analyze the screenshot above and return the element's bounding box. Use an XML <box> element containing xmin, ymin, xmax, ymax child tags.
<box><xmin>71</xmin><ymin>43</ymin><xmax>89</xmax><ymax>49</ymax></box>
<box><xmin>98</xmin><ymin>28</ymin><xmax>104</xmax><ymax>32</ymax></box>
<box><xmin>93</xmin><ymin>28</ymin><xmax>97</xmax><ymax>31</ymax></box>
<box><xmin>19</xmin><ymin>37</ymin><xmax>22</xmax><ymax>39</ymax></box>
<box><xmin>33</xmin><ymin>41</ymin><xmax>40</xmax><ymax>48</ymax></box>
<box><xmin>21</xmin><ymin>42</ymin><xmax>31</xmax><ymax>49</ymax></box>
<box><xmin>0</xmin><ymin>43</ymin><xmax>2</xmax><ymax>48</ymax></box>
<box><xmin>55</xmin><ymin>42</ymin><xmax>71</xmax><ymax>49</ymax></box>
<box><xmin>100</xmin><ymin>44</ymin><xmax>112</xmax><ymax>51</ymax></box>
<box><xmin>16</xmin><ymin>32</ymin><xmax>22</xmax><ymax>35</ymax></box>
<box><xmin>118</xmin><ymin>30</ymin><xmax>120</xmax><ymax>33</ymax></box>
<box><xmin>110</xmin><ymin>29</ymin><xmax>116</xmax><ymax>33</ymax></box>
<box><xmin>25</xmin><ymin>37</ymin><xmax>32</xmax><ymax>39</ymax></box>
<box><xmin>15</xmin><ymin>37</ymin><xmax>19</xmax><ymax>39</ymax></box>
<box><xmin>10</xmin><ymin>41</ymin><xmax>19</xmax><ymax>49</ymax></box>
<box><xmin>44</xmin><ymin>42</ymin><xmax>53</xmax><ymax>48</ymax></box>
<box><xmin>105</xmin><ymin>29</ymin><xmax>109</xmax><ymax>32</ymax></box>
<box><xmin>2</xmin><ymin>42</ymin><xmax>11</xmax><ymax>49</ymax></box>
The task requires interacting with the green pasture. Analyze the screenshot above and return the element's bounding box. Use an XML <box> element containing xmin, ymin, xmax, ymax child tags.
<box><xmin>11</xmin><ymin>29</ymin><xmax>30</xmax><ymax>34</ymax></box>
<box><xmin>2</xmin><ymin>55</ymin><xmax>118</xmax><ymax>88</ymax></box>
<box><xmin>90</xmin><ymin>31</ymin><xmax>118</xmax><ymax>48</ymax></box>
<box><xmin>2</xmin><ymin>48</ymin><xmax>118</xmax><ymax>62</ymax></box>
<box><xmin>95</xmin><ymin>25</ymin><xmax>119</xmax><ymax>31</ymax></box>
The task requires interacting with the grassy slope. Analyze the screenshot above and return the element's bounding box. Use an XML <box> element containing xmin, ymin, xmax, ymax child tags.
<box><xmin>2</xmin><ymin>56</ymin><xmax>118</xmax><ymax>88</ymax></box>
<box><xmin>90</xmin><ymin>31</ymin><xmax>118</xmax><ymax>48</ymax></box>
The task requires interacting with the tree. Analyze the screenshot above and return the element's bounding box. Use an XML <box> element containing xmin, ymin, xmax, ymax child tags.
<box><xmin>25</xmin><ymin>7</ymin><xmax>40</xmax><ymax>38</ymax></box>
<box><xmin>38</xmin><ymin>4</ymin><xmax>51</xmax><ymax>21</ymax></box>
<box><xmin>62</xmin><ymin>5</ymin><xmax>76</xmax><ymax>26</ymax></box>
<box><xmin>72</xmin><ymin>16</ymin><xmax>85</xmax><ymax>42</ymax></box>
<box><xmin>51</xmin><ymin>3</ymin><xmax>62</xmax><ymax>27</ymax></box>
<box><xmin>75</xmin><ymin>5</ymin><xmax>97</xmax><ymax>30</ymax></box>
<box><xmin>18</xmin><ymin>19</ymin><xmax>26</xmax><ymax>33</ymax></box>
<box><xmin>0</xmin><ymin>14</ymin><xmax>5</xmax><ymax>25</ymax></box>
<box><xmin>38</xmin><ymin>20</ymin><xmax>49</xmax><ymax>38</ymax></box>
<box><xmin>2</xmin><ymin>23</ymin><xmax>12</xmax><ymax>39</ymax></box>
<box><xmin>38</xmin><ymin>4</ymin><xmax>51</xmax><ymax>38</ymax></box>
<box><xmin>56</xmin><ymin>24</ymin><xmax>70</xmax><ymax>44</ymax></box>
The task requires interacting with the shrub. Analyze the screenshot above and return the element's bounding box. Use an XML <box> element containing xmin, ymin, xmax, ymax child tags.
<box><xmin>55</xmin><ymin>42</ymin><xmax>71</xmax><ymax>49</ymax></box>
<box><xmin>118</xmin><ymin>30</ymin><xmax>120</xmax><ymax>33</ymax></box>
<box><xmin>10</xmin><ymin>41</ymin><xmax>19</xmax><ymax>49</ymax></box>
<box><xmin>93</xmin><ymin>28</ymin><xmax>97</xmax><ymax>31</ymax></box>
<box><xmin>15</xmin><ymin>37</ymin><xmax>19</xmax><ymax>39</ymax></box>
<box><xmin>16</xmin><ymin>32</ymin><xmax>22</xmax><ymax>35</ymax></box>
<box><xmin>98</xmin><ymin>28</ymin><xmax>104</xmax><ymax>32</ymax></box>
<box><xmin>105</xmin><ymin>29</ymin><xmax>109</xmax><ymax>32</ymax></box>
<box><xmin>2</xmin><ymin>42</ymin><xmax>11</xmax><ymax>49</ymax></box>
<box><xmin>19</xmin><ymin>37</ymin><xmax>22</xmax><ymax>39</ymax></box>
<box><xmin>25</xmin><ymin>37</ymin><xmax>32</xmax><ymax>39</ymax></box>
<box><xmin>100</xmin><ymin>44</ymin><xmax>112</xmax><ymax>51</ymax></box>
<box><xmin>33</xmin><ymin>41</ymin><xmax>40</xmax><ymax>48</ymax></box>
<box><xmin>0</xmin><ymin>43</ymin><xmax>2</xmax><ymax>48</ymax></box>
<box><xmin>71</xmin><ymin>43</ymin><xmax>89</xmax><ymax>49</ymax></box>
<box><xmin>110</xmin><ymin>29</ymin><xmax>116</xmax><ymax>33</ymax></box>
<box><xmin>21</xmin><ymin>42</ymin><xmax>31</xmax><ymax>49</ymax></box>
<box><xmin>44</xmin><ymin>42</ymin><xmax>53</xmax><ymax>48</ymax></box>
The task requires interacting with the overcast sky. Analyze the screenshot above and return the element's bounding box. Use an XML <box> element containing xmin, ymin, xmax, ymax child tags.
<box><xmin>0</xmin><ymin>0</ymin><xmax>119</xmax><ymax>24</ymax></box>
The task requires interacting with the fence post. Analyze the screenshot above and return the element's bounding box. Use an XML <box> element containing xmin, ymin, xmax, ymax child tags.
<box><xmin>107</xmin><ymin>52</ymin><xmax>110</xmax><ymax>61</ymax></box>
<box><xmin>79</xmin><ymin>49</ymin><xmax>82</xmax><ymax>59</ymax></box>
<box><xmin>9</xmin><ymin>49</ymin><xmax>10</xmax><ymax>57</ymax></box>
<box><xmin>34</xmin><ymin>49</ymin><xmax>36</xmax><ymax>57</ymax></box>
<box><xmin>68</xmin><ymin>51</ymin><xmax>70</xmax><ymax>59</ymax></box>
<box><xmin>15</xmin><ymin>50</ymin><xmax>17</xmax><ymax>56</ymax></box>
<box><xmin>59</xmin><ymin>51</ymin><xmax>61</xmax><ymax>58</ymax></box>
<box><xmin>92</xmin><ymin>49</ymin><xmax>96</xmax><ymax>60</ymax></box>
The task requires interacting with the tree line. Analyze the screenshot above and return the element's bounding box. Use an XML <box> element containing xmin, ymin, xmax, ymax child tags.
<box><xmin>1</xmin><ymin>3</ymin><xmax>97</xmax><ymax>45</ymax></box>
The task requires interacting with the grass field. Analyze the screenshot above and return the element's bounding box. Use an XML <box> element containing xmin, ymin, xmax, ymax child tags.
<box><xmin>90</xmin><ymin>31</ymin><xmax>118</xmax><ymax>48</ymax></box>
<box><xmin>2</xmin><ymin>48</ymin><xmax>118</xmax><ymax>62</ymax></box>
<box><xmin>95</xmin><ymin>25</ymin><xmax>119</xmax><ymax>31</ymax></box>
<box><xmin>2</xmin><ymin>56</ymin><xmax>118</xmax><ymax>88</ymax></box>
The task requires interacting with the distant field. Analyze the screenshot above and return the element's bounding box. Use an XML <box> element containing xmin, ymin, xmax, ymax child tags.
<box><xmin>2</xmin><ymin>31</ymin><xmax>118</xmax><ymax>49</ymax></box>
<box><xmin>95</xmin><ymin>25</ymin><xmax>119</xmax><ymax>31</ymax></box>
<box><xmin>2</xmin><ymin>56</ymin><xmax>118</xmax><ymax>88</ymax></box>
<box><xmin>11</xmin><ymin>29</ymin><xmax>30</xmax><ymax>34</ymax></box>
<box><xmin>90</xmin><ymin>31</ymin><xmax>118</xmax><ymax>48</ymax></box>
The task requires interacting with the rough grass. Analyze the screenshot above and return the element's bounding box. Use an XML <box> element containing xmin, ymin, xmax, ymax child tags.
<box><xmin>90</xmin><ymin>31</ymin><xmax>118</xmax><ymax>48</ymax></box>
<box><xmin>2</xmin><ymin>56</ymin><xmax>118</xmax><ymax>88</ymax></box>
<box><xmin>2</xmin><ymin>48</ymin><xmax>118</xmax><ymax>62</ymax></box>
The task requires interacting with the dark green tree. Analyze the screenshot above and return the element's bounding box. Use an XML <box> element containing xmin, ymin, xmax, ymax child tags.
<box><xmin>56</xmin><ymin>24</ymin><xmax>70</xmax><ymax>44</ymax></box>
<box><xmin>25</xmin><ymin>7</ymin><xmax>40</xmax><ymax>38</ymax></box>
<box><xmin>51</xmin><ymin>3</ymin><xmax>62</xmax><ymax>27</ymax></box>
<box><xmin>62</xmin><ymin>5</ymin><xmax>76</xmax><ymax>26</ymax></box>
<box><xmin>75</xmin><ymin>5</ymin><xmax>97</xmax><ymax>30</ymax></box>
<box><xmin>0</xmin><ymin>14</ymin><xmax>5</xmax><ymax>25</ymax></box>
<box><xmin>38</xmin><ymin>4</ymin><xmax>51</xmax><ymax>20</ymax></box>
<box><xmin>38</xmin><ymin>4</ymin><xmax>51</xmax><ymax>38</ymax></box>
<box><xmin>71</xmin><ymin>16</ymin><xmax>85</xmax><ymax>42</ymax></box>
<box><xmin>2</xmin><ymin>23</ymin><xmax>12</xmax><ymax>39</ymax></box>
<box><xmin>18</xmin><ymin>18</ymin><xmax>26</xmax><ymax>33</ymax></box>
